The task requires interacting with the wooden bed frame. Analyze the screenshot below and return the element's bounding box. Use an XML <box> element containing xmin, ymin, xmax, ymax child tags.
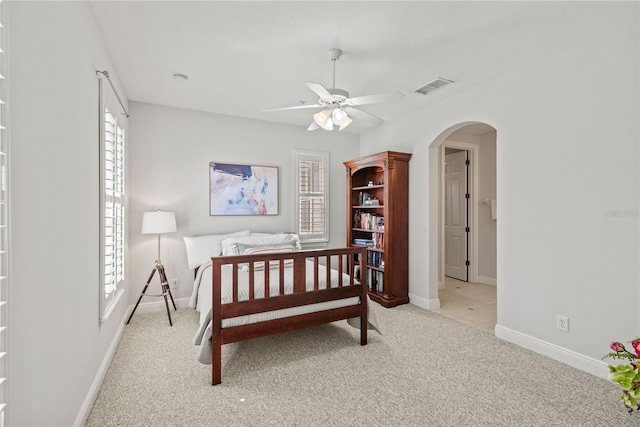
<box><xmin>209</xmin><ymin>247</ymin><xmax>368</xmax><ymax>385</ymax></box>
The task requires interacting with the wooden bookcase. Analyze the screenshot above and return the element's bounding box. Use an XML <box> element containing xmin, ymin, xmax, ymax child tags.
<box><xmin>344</xmin><ymin>151</ymin><xmax>411</xmax><ymax>308</ymax></box>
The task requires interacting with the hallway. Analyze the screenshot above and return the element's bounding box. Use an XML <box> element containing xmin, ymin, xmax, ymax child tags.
<box><xmin>433</xmin><ymin>277</ymin><xmax>496</xmax><ymax>333</ymax></box>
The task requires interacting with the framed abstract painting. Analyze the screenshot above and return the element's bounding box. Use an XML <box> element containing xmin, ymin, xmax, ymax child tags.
<box><xmin>209</xmin><ymin>162</ymin><xmax>279</xmax><ymax>215</ymax></box>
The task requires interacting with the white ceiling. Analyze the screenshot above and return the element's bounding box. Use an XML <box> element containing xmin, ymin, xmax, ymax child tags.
<box><xmin>89</xmin><ymin>1</ymin><xmax>625</xmax><ymax>134</ymax></box>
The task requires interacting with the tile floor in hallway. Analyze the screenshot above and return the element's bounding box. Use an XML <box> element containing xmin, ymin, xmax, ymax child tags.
<box><xmin>433</xmin><ymin>276</ymin><xmax>497</xmax><ymax>333</ymax></box>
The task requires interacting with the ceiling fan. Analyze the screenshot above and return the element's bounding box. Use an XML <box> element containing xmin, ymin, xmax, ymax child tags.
<box><xmin>262</xmin><ymin>48</ymin><xmax>404</xmax><ymax>131</ymax></box>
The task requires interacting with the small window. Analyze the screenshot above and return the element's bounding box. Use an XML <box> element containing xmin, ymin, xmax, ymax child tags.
<box><xmin>294</xmin><ymin>150</ymin><xmax>329</xmax><ymax>245</ymax></box>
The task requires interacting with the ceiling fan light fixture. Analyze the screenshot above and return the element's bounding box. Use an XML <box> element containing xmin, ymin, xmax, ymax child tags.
<box><xmin>313</xmin><ymin>109</ymin><xmax>333</xmax><ymax>130</ymax></box>
<box><xmin>331</xmin><ymin>107</ymin><xmax>349</xmax><ymax>125</ymax></box>
<box><xmin>263</xmin><ymin>47</ymin><xmax>399</xmax><ymax>130</ymax></box>
<box><xmin>338</xmin><ymin>116</ymin><xmax>353</xmax><ymax>131</ymax></box>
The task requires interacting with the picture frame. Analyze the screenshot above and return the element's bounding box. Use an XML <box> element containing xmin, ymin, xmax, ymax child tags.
<box><xmin>209</xmin><ymin>162</ymin><xmax>279</xmax><ymax>216</ymax></box>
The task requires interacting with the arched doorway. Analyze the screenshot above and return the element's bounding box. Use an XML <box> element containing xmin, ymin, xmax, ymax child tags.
<box><xmin>428</xmin><ymin>122</ymin><xmax>497</xmax><ymax>332</ymax></box>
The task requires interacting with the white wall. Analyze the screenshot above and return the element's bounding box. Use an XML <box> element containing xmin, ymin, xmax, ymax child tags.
<box><xmin>128</xmin><ymin>102</ymin><xmax>359</xmax><ymax>304</ymax></box>
<box><xmin>477</xmin><ymin>131</ymin><xmax>496</xmax><ymax>281</ymax></box>
<box><xmin>361</xmin><ymin>7</ymin><xmax>639</xmax><ymax>374</ymax></box>
<box><xmin>8</xmin><ymin>2</ymin><xmax>131</xmax><ymax>426</ymax></box>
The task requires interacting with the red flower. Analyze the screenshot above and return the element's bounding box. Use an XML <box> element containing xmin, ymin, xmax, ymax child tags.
<box><xmin>611</xmin><ymin>341</ymin><xmax>626</xmax><ymax>352</ymax></box>
<box><xmin>632</xmin><ymin>339</ymin><xmax>640</xmax><ymax>358</ymax></box>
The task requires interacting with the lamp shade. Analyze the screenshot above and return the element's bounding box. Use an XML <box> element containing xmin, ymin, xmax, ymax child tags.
<box><xmin>339</xmin><ymin>116</ymin><xmax>353</xmax><ymax>131</ymax></box>
<box><xmin>331</xmin><ymin>107</ymin><xmax>348</xmax><ymax>125</ymax></box>
<box><xmin>141</xmin><ymin>211</ymin><xmax>176</xmax><ymax>234</ymax></box>
<box><xmin>313</xmin><ymin>109</ymin><xmax>333</xmax><ymax>131</ymax></box>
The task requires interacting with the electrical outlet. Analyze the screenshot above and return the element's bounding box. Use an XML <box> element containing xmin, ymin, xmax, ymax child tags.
<box><xmin>171</xmin><ymin>279</ymin><xmax>179</xmax><ymax>289</ymax></box>
<box><xmin>556</xmin><ymin>315</ymin><xmax>569</xmax><ymax>332</ymax></box>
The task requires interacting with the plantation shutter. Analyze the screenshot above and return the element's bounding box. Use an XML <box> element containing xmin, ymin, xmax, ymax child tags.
<box><xmin>100</xmin><ymin>99</ymin><xmax>125</xmax><ymax>319</ymax></box>
<box><xmin>295</xmin><ymin>151</ymin><xmax>328</xmax><ymax>243</ymax></box>
<box><xmin>0</xmin><ymin>0</ymin><xmax>8</xmax><ymax>423</ymax></box>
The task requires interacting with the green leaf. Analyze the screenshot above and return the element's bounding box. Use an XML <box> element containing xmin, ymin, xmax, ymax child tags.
<box><xmin>628</xmin><ymin>387</ymin><xmax>640</xmax><ymax>399</ymax></box>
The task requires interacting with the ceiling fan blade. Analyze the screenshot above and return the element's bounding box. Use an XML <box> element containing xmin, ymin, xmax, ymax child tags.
<box><xmin>305</xmin><ymin>82</ymin><xmax>333</xmax><ymax>99</ymax></box>
<box><xmin>345</xmin><ymin>107</ymin><xmax>384</xmax><ymax>126</ymax></box>
<box><xmin>261</xmin><ymin>104</ymin><xmax>323</xmax><ymax>112</ymax></box>
<box><xmin>344</xmin><ymin>92</ymin><xmax>404</xmax><ymax>107</ymax></box>
<box><xmin>307</xmin><ymin>121</ymin><xmax>320</xmax><ymax>131</ymax></box>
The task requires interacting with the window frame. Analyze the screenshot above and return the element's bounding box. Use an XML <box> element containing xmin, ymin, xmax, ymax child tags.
<box><xmin>98</xmin><ymin>78</ymin><xmax>126</xmax><ymax>323</ymax></box>
<box><xmin>294</xmin><ymin>149</ymin><xmax>329</xmax><ymax>247</ymax></box>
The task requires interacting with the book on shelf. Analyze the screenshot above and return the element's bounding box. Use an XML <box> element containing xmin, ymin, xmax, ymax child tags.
<box><xmin>376</xmin><ymin>271</ymin><xmax>384</xmax><ymax>292</ymax></box>
<box><xmin>373</xmin><ymin>231</ymin><xmax>384</xmax><ymax>249</ymax></box>
<box><xmin>366</xmin><ymin>269</ymin><xmax>384</xmax><ymax>292</ymax></box>
<box><xmin>358</xmin><ymin>191</ymin><xmax>377</xmax><ymax>205</ymax></box>
<box><xmin>367</xmin><ymin>251</ymin><xmax>384</xmax><ymax>268</ymax></box>
<box><xmin>353</xmin><ymin>238</ymin><xmax>374</xmax><ymax>246</ymax></box>
<box><xmin>357</xmin><ymin>213</ymin><xmax>384</xmax><ymax>231</ymax></box>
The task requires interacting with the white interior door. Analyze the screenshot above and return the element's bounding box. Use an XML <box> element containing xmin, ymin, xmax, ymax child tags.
<box><xmin>444</xmin><ymin>150</ymin><xmax>468</xmax><ymax>281</ymax></box>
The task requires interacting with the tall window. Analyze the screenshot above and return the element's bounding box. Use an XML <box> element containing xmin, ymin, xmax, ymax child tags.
<box><xmin>0</xmin><ymin>1</ymin><xmax>8</xmax><ymax>422</ymax></box>
<box><xmin>294</xmin><ymin>150</ymin><xmax>329</xmax><ymax>245</ymax></box>
<box><xmin>99</xmin><ymin>81</ymin><xmax>126</xmax><ymax>322</ymax></box>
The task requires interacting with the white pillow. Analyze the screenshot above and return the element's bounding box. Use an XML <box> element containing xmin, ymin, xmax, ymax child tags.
<box><xmin>243</xmin><ymin>245</ymin><xmax>296</xmax><ymax>255</ymax></box>
<box><xmin>238</xmin><ymin>245</ymin><xmax>297</xmax><ymax>271</ymax></box>
<box><xmin>236</xmin><ymin>242</ymin><xmax>296</xmax><ymax>255</ymax></box>
<box><xmin>221</xmin><ymin>233</ymin><xmax>302</xmax><ymax>256</ymax></box>
<box><xmin>183</xmin><ymin>230</ymin><xmax>250</xmax><ymax>269</ymax></box>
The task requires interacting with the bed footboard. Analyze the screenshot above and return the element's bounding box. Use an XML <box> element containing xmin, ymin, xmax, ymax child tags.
<box><xmin>210</xmin><ymin>247</ymin><xmax>367</xmax><ymax>385</ymax></box>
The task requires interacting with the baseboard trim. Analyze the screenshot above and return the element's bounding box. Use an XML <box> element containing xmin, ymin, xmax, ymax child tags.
<box><xmin>73</xmin><ymin>297</ymin><xmax>192</xmax><ymax>425</ymax></box>
<box><xmin>494</xmin><ymin>324</ymin><xmax>610</xmax><ymax>380</ymax></box>
<box><xmin>409</xmin><ymin>293</ymin><xmax>440</xmax><ymax>310</ymax></box>
<box><xmin>73</xmin><ymin>307</ymin><xmax>130</xmax><ymax>426</ymax></box>
<box><xmin>477</xmin><ymin>275</ymin><xmax>497</xmax><ymax>286</ymax></box>
<box><xmin>130</xmin><ymin>296</ymin><xmax>191</xmax><ymax>315</ymax></box>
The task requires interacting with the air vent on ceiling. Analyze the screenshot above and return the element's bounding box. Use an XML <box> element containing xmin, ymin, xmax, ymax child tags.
<box><xmin>414</xmin><ymin>77</ymin><xmax>454</xmax><ymax>95</ymax></box>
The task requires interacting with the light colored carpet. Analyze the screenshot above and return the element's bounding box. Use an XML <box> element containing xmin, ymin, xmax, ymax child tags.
<box><xmin>87</xmin><ymin>304</ymin><xmax>638</xmax><ymax>426</ymax></box>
